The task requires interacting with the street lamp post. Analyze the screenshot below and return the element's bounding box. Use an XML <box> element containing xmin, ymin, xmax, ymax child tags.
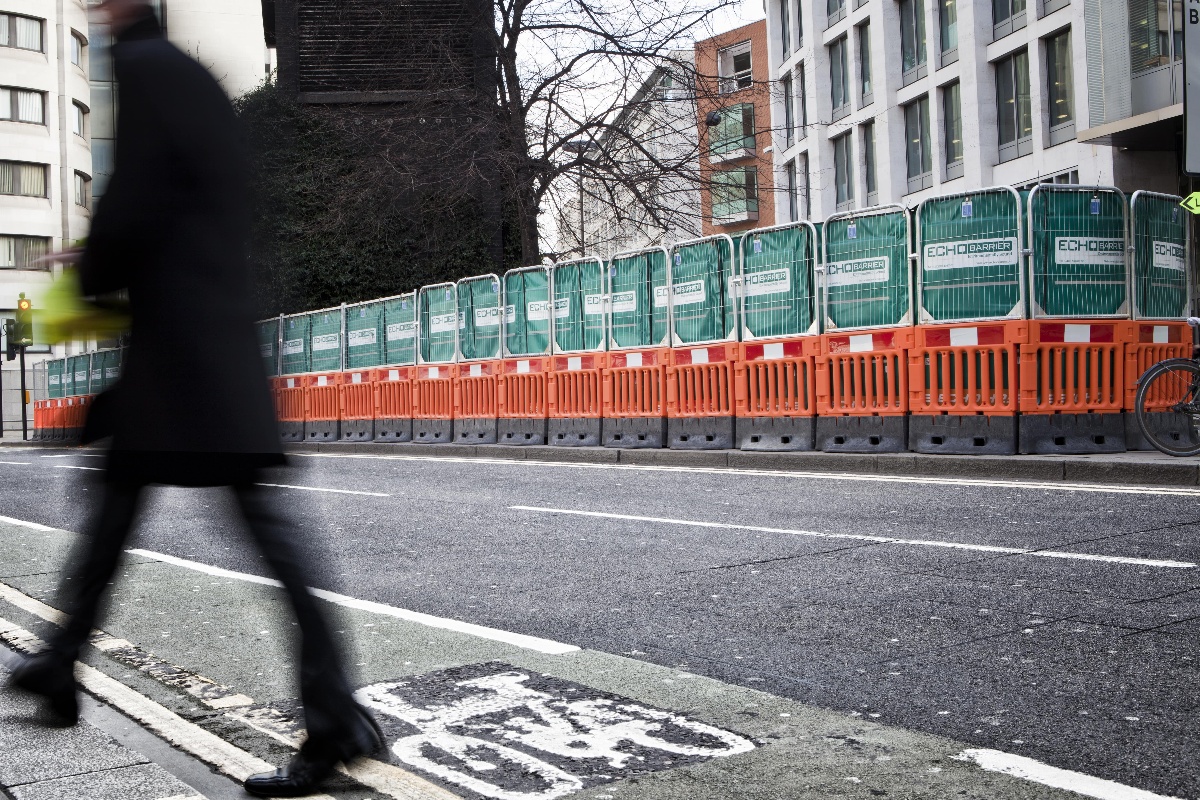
<box><xmin>564</xmin><ymin>139</ymin><xmax>598</xmax><ymax>258</ymax></box>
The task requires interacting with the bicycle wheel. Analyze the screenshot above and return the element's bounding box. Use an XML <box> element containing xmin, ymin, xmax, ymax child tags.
<box><xmin>1135</xmin><ymin>358</ymin><xmax>1200</xmax><ymax>457</ymax></box>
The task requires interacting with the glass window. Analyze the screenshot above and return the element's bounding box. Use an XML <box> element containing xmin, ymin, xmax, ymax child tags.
<box><xmin>780</xmin><ymin>0</ymin><xmax>792</xmax><ymax>58</ymax></box>
<box><xmin>0</xmin><ymin>236</ymin><xmax>51</xmax><ymax>269</ymax></box>
<box><xmin>828</xmin><ymin>0</ymin><xmax>846</xmax><ymax>18</ymax></box>
<box><xmin>900</xmin><ymin>0</ymin><xmax>927</xmax><ymax>73</ymax></box>
<box><xmin>857</xmin><ymin>22</ymin><xmax>872</xmax><ymax>100</ymax></box>
<box><xmin>781</xmin><ymin>73</ymin><xmax>795</xmax><ymax>146</ymax></box>
<box><xmin>71</xmin><ymin>32</ymin><xmax>85</xmax><ymax>66</ymax></box>
<box><xmin>993</xmin><ymin>0</ymin><xmax>1027</xmax><ymax>35</ymax></box>
<box><xmin>74</xmin><ymin>172</ymin><xmax>90</xmax><ymax>210</ymax></box>
<box><xmin>904</xmin><ymin>95</ymin><xmax>933</xmax><ymax>183</ymax></box>
<box><xmin>943</xmin><ymin>81</ymin><xmax>963</xmax><ymax>164</ymax></box>
<box><xmin>800</xmin><ymin>154</ymin><xmax>811</xmax><ymax>218</ymax></box>
<box><xmin>712</xmin><ymin>167</ymin><xmax>759</xmax><ymax>219</ymax></box>
<box><xmin>710</xmin><ymin>103</ymin><xmax>756</xmax><ymax>156</ymax></box>
<box><xmin>996</xmin><ymin>49</ymin><xmax>1032</xmax><ymax>151</ymax></box>
<box><xmin>0</xmin><ymin>88</ymin><xmax>45</xmax><ymax>125</ymax></box>
<box><xmin>1046</xmin><ymin>31</ymin><xmax>1074</xmax><ymax>129</ymax></box>
<box><xmin>833</xmin><ymin>132</ymin><xmax>853</xmax><ymax>206</ymax></box>
<box><xmin>940</xmin><ymin>0</ymin><xmax>958</xmax><ymax>52</ymax></box>
<box><xmin>786</xmin><ymin>160</ymin><xmax>799</xmax><ymax>221</ymax></box>
<box><xmin>0</xmin><ymin>161</ymin><xmax>48</xmax><ymax>197</ymax></box>
<box><xmin>719</xmin><ymin>41</ymin><xmax>754</xmax><ymax>93</ymax></box>
<box><xmin>797</xmin><ymin>68</ymin><xmax>808</xmax><ymax>137</ymax></box>
<box><xmin>862</xmin><ymin>121</ymin><xmax>877</xmax><ymax>195</ymax></box>
<box><xmin>830</xmin><ymin>37</ymin><xmax>849</xmax><ymax>112</ymax></box>
<box><xmin>72</xmin><ymin>102</ymin><xmax>86</xmax><ymax>137</ymax></box>
<box><xmin>0</xmin><ymin>15</ymin><xmax>45</xmax><ymax>52</ymax></box>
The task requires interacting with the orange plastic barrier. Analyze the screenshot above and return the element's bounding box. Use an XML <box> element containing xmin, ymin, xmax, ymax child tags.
<box><xmin>339</xmin><ymin>370</ymin><xmax>375</xmax><ymax>421</ymax></box>
<box><xmin>497</xmin><ymin>357</ymin><xmax>550</xmax><ymax>419</ymax></box>
<box><xmin>735</xmin><ymin>338</ymin><xmax>819</xmax><ymax>419</ymax></box>
<box><xmin>372</xmin><ymin>366</ymin><xmax>415</xmax><ymax>418</ymax></box>
<box><xmin>1122</xmin><ymin>321</ymin><xmax>1192</xmax><ymax>411</ymax></box>
<box><xmin>47</xmin><ymin>399</ymin><xmax>63</xmax><ymax>440</ymax></box>
<box><xmin>816</xmin><ymin>328</ymin><xmax>914</xmax><ymax>416</ymax></box>
<box><xmin>455</xmin><ymin>361</ymin><xmax>500</xmax><ymax>419</ymax></box>
<box><xmin>908</xmin><ymin>322</ymin><xmax>1025</xmax><ymax>415</ymax></box>
<box><xmin>548</xmin><ymin>353</ymin><xmax>606</xmax><ymax>419</ymax></box>
<box><xmin>413</xmin><ymin>364</ymin><xmax>456</xmax><ymax>420</ymax></box>
<box><xmin>273</xmin><ymin>376</ymin><xmax>306</xmax><ymax>423</ymax></box>
<box><xmin>668</xmin><ymin>344</ymin><xmax>738</xmax><ymax>418</ymax></box>
<box><xmin>603</xmin><ymin>349</ymin><xmax>669</xmax><ymax>418</ymax></box>
<box><xmin>304</xmin><ymin>372</ymin><xmax>342</xmax><ymax>422</ymax></box>
<box><xmin>1018</xmin><ymin>321</ymin><xmax>1124</xmax><ymax>414</ymax></box>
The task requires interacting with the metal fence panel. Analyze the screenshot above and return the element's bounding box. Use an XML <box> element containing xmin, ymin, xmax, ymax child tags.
<box><xmin>668</xmin><ymin>235</ymin><xmax>737</xmax><ymax>345</ymax></box>
<box><xmin>383</xmin><ymin>293</ymin><xmax>417</xmax><ymax>366</ymax></box>
<box><xmin>608</xmin><ymin>247</ymin><xmax>670</xmax><ymax>350</ymax></box>
<box><xmin>738</xmin><ymin>222</ymin><xmax>819</xmax><ymax>340</ymax></box>
<box><xmin>418</xmin><ymin>283</ymin><xmax>458</xmax><ymax>364</ymax></box>
<box><xmin>344</xmin><ymin>301</ymin><xmax>384</xmax><ymax>369</ymax></box>
<box><xmin>1028</xmin><ymin>185</ymin><xmax>1129</xmax><ymax>318</ymax></box>
<box><xmin>456</xmin><ymin>275</ymin><xmax>503</xmax><ymax>361</ymax></box>
<box><xmin>1130</xmin><ymin>191</ymin><xmax>1190</xmax><ymax>319</ymax></box>
<box><xmin>822</xmin><ymin>206</ymin><xmax>913</xmax><ymax>331</ymax></box>
<box><xmin>69</xmin><ymin>354</ymin><xmax>90</xmax><ymax>396</ymax></box>
<box><xmin>280</xmin><ymin>314</ymin><xmax>311</xmax><ymax>375</ymax></box>
<box><xmin>47</xmin><ymin>359</ymin><xmax>64</xmax><ymax>399</ymax></box>
<box><xmin>552</xmin><ymin>257</ymin><xmax>607</xmax><ymax>353</ymax></box>
<box><xmin>918</xmin><ymin>187</ymin><xmax>1024</xmax><ymax>323</ymax></box>
<box><xmin>256</xmin><ymin>319</ymin><xmax>279</xmax><ymax>377</ymax></box>
<box><xmin>309</xmin><ymin>309</ymin><xmax>343</xmax><ymax>372</ymax></box>
<box><xmin>504</xmin><ymin>267</ymin><xmax>552</xmax><ymax>357</ymax></box>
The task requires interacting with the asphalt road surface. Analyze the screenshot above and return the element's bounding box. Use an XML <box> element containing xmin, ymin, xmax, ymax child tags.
<box><xmin>0</xmin><ymin>446</ymin><xmax>1197</xmax><ymax>799</ymax></box>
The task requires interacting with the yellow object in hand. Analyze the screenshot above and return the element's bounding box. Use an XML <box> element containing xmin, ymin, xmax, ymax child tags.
<box><xmin>36</xmin><ymin>270</ymin><xmax>130</xmax><ymax>345</ymax></box>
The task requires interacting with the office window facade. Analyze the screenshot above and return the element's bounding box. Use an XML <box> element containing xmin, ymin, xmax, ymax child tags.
<box><xmin>993</xmin><ymin>0</ymin><xmax>1027</xmax><ymax>40</ymax></box>
<box><xmin>710</xmin><ymin>103</ymin><xmax>757</xmax><ymax>156</ymax></box>
<box><xmin>828</xmin><ymin>0</ymin><xmax>847</xmax><ymax>28</ymax></box>
<box><xmin>0</xmin><ymin>14</ymin><xmax>44</xmax><ymax>52</ymax></box>
<box><xmin>1045</xmin><ymin>30</ymin><xmax>1075</xmax><ymax>145</ymax></box>
<box><xmin>900</xmin><ymin>0</ymin><xmax>928</xmax><ymax>84</ymax></box>
<box><xmin>0</xmin><ymin>235</ymin><xmax>51</xmax><ymax>269</ymax></box>
<box><xmin>857</xmin><ymin>22</ymin><xmax>873</xmax><ymax>106</ymax></box>
<box><xmin>780</xmin><ymin>0</ymin><xmax>792</xmax><ymax>59</ymax></box>
<box><xmin>70</xmin><ymin>31</ymin><xmax>85</xmax><ymax>66</ymax></box>
<box><xmin>996</xmin><ymin>48</ymin><xmax>1032</xmax><ymax>161</ymax></box>
<box><xmin>1129</xmin><ymin>0</ymin><xmax>1183</xmax><ymax>74</ymax></box>
<box><xmin>797</xmin><ymin>67</ymin><xmax>808</xmax><ymax>138</ymax></box>
<box><xmin>940</xmin><ymin>0</ymin><xmax>958</xmax><ymax>64</ymax></box>
<box><xmin>904</xmin><ymin>95</ymin><xmax>933</xmax><ymax>192</ymax></box>
<box><xmin>719</xmin><ymin>41</ymin><xmax>754</xmax><ymax>93</ymax></box>
<box><xmin>862</xmin><ymin>121</ymin><xmax>878</xmax><ymax>205</ymax></box>
<box><xmin>830</xmin><ymin>36</ymin><xmax>850</xmax><ymax>119</ymax></box>
<box><xmin>782</xmin><ymin>73</ymin><xmax>795</xmax><ymax>146</ymax></box>
<box><xmin>0</xmin><ymin>161</ymin><xmax>48</xmax><ymax>198</ymax></box>
<box><xmin>943</xmin><ymin>81</ymin><xmax>963</xmax><ymax>179</ymax></box>
<box><xmin>712</xmin><ymin>167</ymin><xmax>760</xmax><ymax>220</ymax></box>
<box><xmin>74</xmin><ymin>172</ymin><xmax>91</xmax><ymax>210</ymax></box>
<box><xmin>72</xmin><ymin>102</ymin><xmax>87</xmax><ymax>137</ymax></box>
<box><xmin>786</xmin><ymin>159</ymin><xmax>799</xmax><ymax>221</ymax></box>
<box><xmin>833</xmin><ymin>132</ymin><xmax>854</xmax><ymax>209</ymax></box>
<box><xmin>0</xmin><ymin>88</ymin><xmax>45</xmax><ymax>125</ymax></box>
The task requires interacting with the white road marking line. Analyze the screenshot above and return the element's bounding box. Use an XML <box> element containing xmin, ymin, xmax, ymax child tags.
<box><xmin>0</xmin><ymin>515</ymin><xmax>55</xmax><ymax>531</ymax></box>
<box><xmin>956</xmin><ymin>749</ymin><xmax>1184</xmax><ymax>800</ymax></box>
<box><xmin>53</xmin><ymin>464</ymin><xmax>103</xmax><ymax>471</ymax></box>
<box><xmin>293</xmin><ymin>452</ymin><xmax>1200</xmax><ymax>496</ymax></box>
<box><xmin>127</xmin><ymin>548</ymin><xmax>580</xmax><ymax>655</ymax></box>
<box><xmin>0</xmin><ymin>460</ymin><xmax>31</xmax><ymax>465</ymax></box>
<box><xmin>511</xmin><ymin>506</ymin><xmax>1197</xmax><ymax>569</ymax></box>
<box><xmin>40</xmin><ymin>453</ymin><xmax>105</xmax><ymax>458</ymax></box>
<box><xmin>255</xmin><ymin>481</ymin><xmax>391</xmax><ymax>497</ymax></box>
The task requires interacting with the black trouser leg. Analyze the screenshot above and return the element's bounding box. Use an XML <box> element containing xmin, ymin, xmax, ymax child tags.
<box><xmin>48</xmin><ymin>480</ymin><xmax>144</xmax><ymax>662</ymax></box>
<box><xmin>233</xmin><ymin>482</ymin><xmax>359</xmax><ymax>752</ymax></box>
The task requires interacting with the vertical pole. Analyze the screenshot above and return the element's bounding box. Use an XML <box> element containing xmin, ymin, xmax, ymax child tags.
<box><xmin>579</xmin><ymin>164</ymin><xmax>585</xmax><ymax>258</ymax></box>
<box><xmin>19</xmin><ymin>347</ymin><xmax>28</xmax><ymax>441</ymax></box>
<box><xmin>340</xmin><ymin>303</ymin><xmax>347</xmax><ymax>372</ymax></box>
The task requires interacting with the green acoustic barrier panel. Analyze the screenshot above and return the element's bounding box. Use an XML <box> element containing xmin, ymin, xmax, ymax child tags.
<box><xmin>47</xmin><ymin>359</ymin><xmax>64</xmax><ymax>399</ymax></box>
<box><xmin>505</xmin><ymin>269</ymin><xmax>551</xmax><ymax>356</ymax></box>
<box><xmin>345</xmin><ymin>302</ymin><xmax>385</xmax><ymax>370</ymax></box>
<box><xmin>256</xmin><ymin>320</ymin><xmax>278</xmax><ymax>377</ymax></box>
<box><xmin>609</xmin><ymin>249</ymin><xmax>670</xmax><ymax>349</ymax></box>
<box><xmin>457</xmin><ymin>276</ymin><xmax>503</xmax><ymax>361</ymax></box>
<box><xmin>69</xmin><ymin>355</ymin><xmax>90</xmax><ymax>397</ymax></box>
<box><xmin>669</xmin><ymin>237</ymin><xmax>736</xmax><ymax>345</ymax></box>
<box><xmin>1029</xmin><ymin>188</ymin><xmax>1128</xmax><ymax>317</ymax></box>
<box><xmin>919</xmin><ymin>190</ymin><xmax>1023</xmax><ymax>322</ymax></box>
<box><xmin>553</xmin><ymin>259</ymin><xmax>606</xmax><ymax>353</ymax></box>
<box><xmin>824</xmin><ymin>210</ymin><xmax>912</xmax><ymax>330</ymax></box>
<box><xmin>740</xmin><ymin>225</ymin><xmax>818</xmax><ymax>339</ymax></box>
<box><xmin>280</xmin><ymin>314</ymin><xmax>311</xmax><ymax>375</ymax></box>
<box><xmin>383</xmin><ymin>294</ymin><xmax>417</xmax><ymax>366</ymax></box>
<box><xmin>89</xmin><ymin>353</ymin><xmax>104</xmax><ymax>395</ymax></box>
<box><xmin>1131</xmin><ymin>194</ymin><xmax>1188</xmax><ymax>319</ymax></box>
<box><xmin>419</xmin><ymin>285</ymin><xmax>458</xmax><ymax>364</ymax></box>
<box><xmin>307</xmin><ymin>310</ymin><xmax>342</xmax><ymax>373</ymax></box>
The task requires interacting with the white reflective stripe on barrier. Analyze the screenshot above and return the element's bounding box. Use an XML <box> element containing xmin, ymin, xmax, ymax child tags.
<box><xmin>568</xmin><ymin>357</ymin><xmax>582</xmax><ymax>371</ymax></box>
<box><xmin>286</xmin><ymin>378</ymin><xmax>296</xmax><ymax>388</ymax></box>
<box><xmin>949</xmin><ymin>327</ymin><xmax>979</xmax><ymax>347</ymax></box>
<box><xmin>517</xmin><ymin>360</ymin><xmax>530</xmax><ymax>374</ymax></box>
<box><xmin>317</xmin><ymin>376</ymin><xmax>328</xmax><ymax>387</ymax></box>
<box><xmin>626</xmin><ymin>352</ymin><xmax>643</xmax><ymax>367</ymax></box>
<box><xmin>470</xmin><ymin>364</ymin><xmax>482</xmax><ymax>377</ymax></box>
<box><xmin>389</xmin><ymin>369</ymin><xmax>400</xmax><ymax>381</ymax></box>
<box><xmin>352</xmin><ymin>373</ymin><xmax>363</xmax><ymax>384</ymax></box>
<box><xmin>1064</xmin><ymin>324</ymin><xmax>1092</xmax><ymax>343</ymax></box>
<box><xmin>849</xmin><ymin>335</ymin><xmax>874</xmax><ymax>353</ymax></box>
<box><xmin>763</xmin><ymin>342</ymin><xmax>784</xmax><ymax>360</ymax></box>
<box><xmin>1153</xmin><ymin>326</ymin><xmax>1169</xmax><ymax>343</ymax></box>
<box><xmin>428</xmin><ymin>367</ymin><xmax>440</xmax><ymax>379</ymax></box>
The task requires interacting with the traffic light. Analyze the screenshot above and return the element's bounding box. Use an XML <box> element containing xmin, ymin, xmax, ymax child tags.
<box><xmin>14</xmin><ymin>293</ymin><xmax>32</xmax><ymax>346</ymax></box>
<box><xmin>4</xmin><ymin>319</ymin><xmax>16</xmax><ymax>361</ymax></box>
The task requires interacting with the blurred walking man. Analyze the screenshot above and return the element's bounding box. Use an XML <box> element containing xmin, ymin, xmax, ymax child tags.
<box><xmin>7</xmin><ymin>1</ymin><xmax>382</xmax><ymax>795</ymax></box>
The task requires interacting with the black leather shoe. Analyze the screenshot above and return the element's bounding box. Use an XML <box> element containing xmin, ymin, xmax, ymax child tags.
<box><xmin>7</xmin><ymin>653</ymin><xmax>79</xmax><ymax>727</ymax></box>
<box><xmin>243</xmin><ymin>706</ymin><xmax>384</xmax><ymax>797</ymax></box>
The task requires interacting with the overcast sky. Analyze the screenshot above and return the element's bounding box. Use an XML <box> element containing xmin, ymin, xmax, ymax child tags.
<box><xmin>702</xmin><ymin>0</ymin><xmax>765</xmax><ymax>37</ymax></box>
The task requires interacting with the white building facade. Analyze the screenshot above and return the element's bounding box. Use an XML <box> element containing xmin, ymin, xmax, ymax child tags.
<box><xmin>764</xmin><ymin>0</ymin><xmax>1180</xmax><ymax>224</ymax></box>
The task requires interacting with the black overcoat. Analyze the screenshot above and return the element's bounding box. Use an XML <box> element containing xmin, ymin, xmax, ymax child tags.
<box><xmin>80</xmin><ymin>10</ymin><xmax>282</xmax><ymax>486</ymax></box>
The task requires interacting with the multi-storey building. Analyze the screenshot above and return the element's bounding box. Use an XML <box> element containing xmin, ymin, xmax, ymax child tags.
<box><xmin>764</xmin><ymin>0</ymin><xmax>1180</xmax><ymax>225</ymax></box>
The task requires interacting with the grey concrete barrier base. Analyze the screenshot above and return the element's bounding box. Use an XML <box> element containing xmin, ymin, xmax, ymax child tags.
<box><xmin>548</xmin><ymin>417</ymin><xmax>602</xmax><ymax>447</ymax></box>
<box><xmin>1123</xmin><ymin>410</ymin><xmax>1199</xmax><ymax>452</ymax></box>
<box><xmin>304</xmin><ymin>420</ymin><xmax>339</xmax><ymax>443</ymax></box>
<box><xmin>1017</xmin><ymin>413</ymin><xmax>1125</xmax><ymax>455</ymax></box>
<box><xmin>909</xmin><ymin>414</ymin><xmax>1018</xmax><ymax>455</ymax></box>
<box><xmin>602</xmin><ymin>417</ymin><xmax>667</xmax><ymax>449</ymax></box>
<box><xmin>668</xmin><ymin>417</ymin><xmax>735</xmax><ymax>450</ymax></box>
<box><xmin>817</xmin><ymin>415</ymin><xmax>908</xmax><ymax>453</ymax></box>
<box><xmin>374</xmin><ymin>418</ymin><xmax>412</xmax><ymax>443</ymax></box>
<box><xmin>413</xmin><ymin>419</ymin><xmax>452</xmax><ymax>443</ymax></box>
<box><xmin>340</xmin><ymin>419</ymin><xmax>374</xmax><ymax>442</ymax></box>
<box><xmin>735</xmin><ymin>416</ymin><xmax>817</xmax><ymax>451</ymax></box>
<box><xmin>279</xmin><ymin>422</ymin><xmax>304</xmax><ymax>443</ymax></box>
<box><xmin>498</xmin><ymin>418</ymin><xmax>549</xmax><ymax>446</ymax></box>
<box><xmin>455</xmin><ymin>417</ymin><xmax>499</xmax><ymax>444</ymax></box>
